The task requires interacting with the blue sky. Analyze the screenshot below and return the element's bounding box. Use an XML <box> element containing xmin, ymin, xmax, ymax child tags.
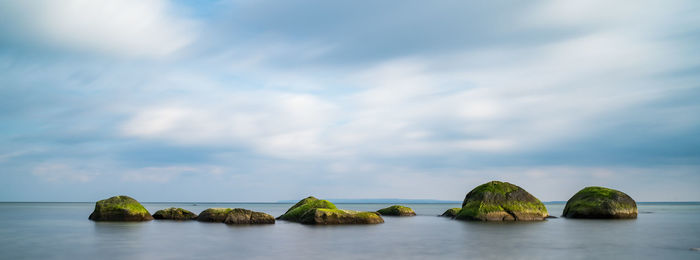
<box><xmin>1</xmin><ymin>0</ymin><xmax>699</xmax><ymax>202</ymax></box>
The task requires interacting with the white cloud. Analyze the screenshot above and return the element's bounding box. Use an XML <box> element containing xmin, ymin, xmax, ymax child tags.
<box><xmin>32</xmin><ymin>163</ymin><xmax>100</xmax><ymax>182</ymax></box>
<box><xmin>1</xmin><ymin>0</ymin><xmax>196</xmax><ymax>57</ymax></box>
<box><xmin>122</xmin><ymin>166</ymin><xmax>223</xmax><ymax>183</ymax></box>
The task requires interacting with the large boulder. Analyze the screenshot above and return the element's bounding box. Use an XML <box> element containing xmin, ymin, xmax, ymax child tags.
<box><xmin>563</xmin><ymin>186</ymin><xmax>637</xmax><ymax>219</ymax></box>
<box><xmin>88</xmin><ymin>195</ymin><xmax>153</xmax><ymax>221</ymax></box>
<box><xmin>440</xmin><ymin>208</ymin><xmax>461</xmax><ymax>217</ymax></box>
<box><xmin>455</xmin><ymin>181</ymin><xmax>548</xmax><ymax>221</ymax></box>
<box><xmin>197</xmin><ymin>208</ymin><xmax>233</xmax><ymax>222</ymax></box>
<box><xmin>376</xmin><ymin>205</ymin><xmax>416</xmax><ymax>216</ymax></box>
<box><xmin>224</xmin><ymin>208</ymin><xmax>275</xmax><ymax>224</ymax></box>
<box><xmin>278</xmin><ymin>196</ymin><xmax>384</xmax><ymax>224</ymax></box>
<box><xmin>152</xmin><ymin>207</ymin><xmax>197</xmax><ymax>220</ymax></box>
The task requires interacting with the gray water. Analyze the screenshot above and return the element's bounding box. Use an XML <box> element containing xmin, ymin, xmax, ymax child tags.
<box><xmin>1</xmin><ymin>202</ymin><xmax>699</xmax><ymax>260</ymax></box>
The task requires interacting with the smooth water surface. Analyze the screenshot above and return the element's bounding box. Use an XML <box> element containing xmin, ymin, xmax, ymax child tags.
<box><xmin>0</xmin><ymin>202</ymin><xmax>699</xmax><ymax>259</ymax></box>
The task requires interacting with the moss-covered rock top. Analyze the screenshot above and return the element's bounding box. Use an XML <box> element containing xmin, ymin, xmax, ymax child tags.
<box><xmin>455</xmin><ymin>181</ymin><xmax>548</xmax><ymax>221</ymax></box>
<box><xmin>153</xmin><ymin>207</ymin><xmax>197</xmax><ymax>220</ymax></box>
<box><xmin>299</xmin><ymin>208</ymin><xmax>384</xmax><ymax>225</ymax></box>
<box><xmin>224</xmin><ymin>208</ymin><xmax>275</xmax><ymax>224</ymax></box>
<box><xmin>440</xmin><ymin>208</ymin><xmax>461</xmax><ymax>217</ymax></box>
<box><xmin>197</xmin><ymin>208</ymin><xmax>233</xmax><ymax>222</ymax></box>
<box><xmin>277</xmin><ymin>196</ymin><xmax>337</xmax><ymax>221</ymax></box>
<box><xmin>563</xmin><ymin>186</ymin><xmax>637</xmax><ymax>219</ymax></box>
<box><xmin>376</xmin><ymin>205</ymin><xmax>416</xmax><ymax>216</ymax></box>
<box><xmin>88</xmin><ymin>195</ymin><xmax>153</xmax><ymax>221</ymax></box>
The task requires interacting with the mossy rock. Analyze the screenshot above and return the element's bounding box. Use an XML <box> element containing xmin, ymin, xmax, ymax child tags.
<box><xmin>440</xmin><ymin>208</ymin><xmax>461</xmax><ymax>217</ymax></box>
<box><xmin>376</xmin><ymin>205</ymin><xmax>416</xmax><ymax>216</ymax></box>
<box><xmin>299</xmin><ymin>208</ymin><xmax>384</xmax><ymax>224</ymax></box>
<box><xmin>197</xmin><ymin>208</ymin><xmax>233</xmax><ymax>222</ymax></box>
<box><xmin>152</xmin><ymin>207</ymin><xmax>197</xmax><ymax>220</ymax></box>
<box><xmin>88</xmin><ymin>195</ymin><xmax>153</xmax><ymax>221</ymax></box>
<box><xmin>224</xmin><ymin>208</ymin><xmax>275</xmax><ymax>224</ymax></box>
<box><xmin>563</xmin><ymin>186</ymin><xmax>637</xmax><ymax>219</ymax></box>
<box><xmin>455</xmin><ymin>181</ymin><xmax>548</xmax><ymax>221</ymax></box>
<box><xmin>278</xmin><ymin>196</ymin><xmax>384</xmax><ymax>224</ymax></box>
<box><xmin>277</xmin><ymin>196</ymin><xmax>337</xmax><ymax>221</ymax></box>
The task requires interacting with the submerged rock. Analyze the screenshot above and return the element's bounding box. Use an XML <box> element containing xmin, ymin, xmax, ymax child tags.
<box><xmin>377</xmin><ymin>205</ymin><xmax>416</xmax><ymax>216</ymax></box>
<box><xmin>278</xmin><ymin>196</ymin><xmax>384</xmax><ymax>224</ymax></box>
<box><xmin>152</xmin><ymin>207</ymin><xmax>197</xmax><ymax>220</ymax></box>
<box><xmin>224</xmin><ymin>208</ymin><xmax>275</xmax><ymax>224</ymax></box>
<box><xmin>563</xmin><ymin>187</ymin><xmax>637</xmax><ymax>219</ymax></box>
<box><xmin>197</xmin><ymin>208</ymin><xmax>233</xmax><ymax>222</ymax></box>
<box><xmin>455</xmin><ymin>181</ymin><xmax>548</xmax><ymax>221</ymax></box>
<box><xmin>88</xmin><ymin>195</ymin><xmax>153</xmax><ymax>221</ymax></box>
<box><xmin>440</xmin><ymin>208</ymin><xmax>461</xmax><ymax>217</ymax></box>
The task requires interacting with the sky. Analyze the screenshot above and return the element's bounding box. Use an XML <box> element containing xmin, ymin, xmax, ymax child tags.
<box><xmin>1</xmin><ymin>0</ymin><xmax>699</xmax><ymax>202</ymax></box>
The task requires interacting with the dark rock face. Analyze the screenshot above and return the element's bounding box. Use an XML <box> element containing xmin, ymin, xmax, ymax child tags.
<box><xmin>563</xmin><ymin>187</ymin><xmax>637</xmax><ymax>219</ymax></box>
<box><xmin>197</xmin><ymin>208</ymin><xmax>233</xmax><ymax>222</ymax></box>
<box><xmin>152</xmin><ymin>207</ymin><xmax>197</xmax><ymax>220</ymax></box>
<box><xmin>455</xmin><ymin>181</ymin><xmax>548</xmax><ymax>221</ymax></box>
<box><xmin>224</xmin><ymin>208</ymin><xmax>275</xmax><ymax>224</ymax></box>
<box><xmin>278</xmin><ymin>196</ymin><xmax>384</xmax><ymax>225</ymax></box>
<box><xmin>88</xmin><ymin>195</ymin><xmax>153</xmax><ymax>221</ymax></box>
<box><xmin>440</xmin><ymin>208</ymin><xmax>461</xmax><ymax>217</ymax></box>
<box><xmin>376</xmin><ymin>205</ymin><xmax>416</xmax><ymax>216</ymax></box>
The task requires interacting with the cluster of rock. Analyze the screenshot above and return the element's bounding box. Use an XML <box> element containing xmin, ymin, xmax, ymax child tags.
<box><xmin>277</xmin><ymin>196</ymin><xmax>384</xmax><ymax>224</ymax></box>
<box><xmin>88</xmin><ymin>196</ymin><xmax>274</xmax><ymax>224</ymax></box>
<box><xmin>89</xmin><ymin>182</ymin><xmax>638</xmax><ymax>224</ymax></box>
<box><xmin>440</xmin><ymin>181</ymin><xmax>637</xmax><ymax>221</ymax></box>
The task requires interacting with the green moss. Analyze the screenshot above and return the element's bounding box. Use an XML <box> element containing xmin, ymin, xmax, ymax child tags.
<box><xmin>197</xmin><ymin>208</ymin><xmax>234</xmax><ymax>222</ymax></box>
<box><xmin>376</xmin><ymin>205</ymin><xmax>416</xmax><ymax>216</ymax></box>
<box><xmin>89</xmin><ymin>195</ymin><xmax>152</xmax><ymax>221</ymax></box>
<box><xmin>455</xmin><ymin>181</ymin><xmax>548</xmax><ymax>221</ymax></box>
<box><xmin>563</xmin><ymin>186</ymin><xmax>637</xmax><ymax>218</ymax></box>
<box><xmin>96</xmin><ymin>195</ymin><xmax>150</xmax><ymax>214</ymax></box>
<box><xmin>300</xmin><ymin>208</ymin><xmax>384</xmax><ymax>224</ymax></box>
<box><xmin>278</xmin><ymin>197</ymin><xmax>337</xmax><ymax>221</ymax></box>
<box><xmin>441</xmin><ymin>208</ymin><xmax>462</xmax><ymax>217</ymax></box>
<box><xmin>469</xmin><ymin>181</ymin><xmax>519</xmax><ymax>196</ymax></box>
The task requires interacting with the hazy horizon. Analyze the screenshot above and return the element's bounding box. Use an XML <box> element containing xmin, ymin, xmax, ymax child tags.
<box><xmin>1</xmin><ymin>0</ymin><xmax>699</xmax><ymax>202</ymax></box>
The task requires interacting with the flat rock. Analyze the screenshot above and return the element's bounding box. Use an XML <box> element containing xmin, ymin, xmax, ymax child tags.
<box><xmin>224</xmin><ymin>208</ymin><xmax>275</xmax><ymax>224</ymax></box>
<box><xmin>377</xmin><ymin>205</ymin><xmax>416</xmax><ymax>216</ymax></box>
<box><xmin>153</xmin><ymin>207</ymin><xmax>197</xmax><ymax>220</ymax></box>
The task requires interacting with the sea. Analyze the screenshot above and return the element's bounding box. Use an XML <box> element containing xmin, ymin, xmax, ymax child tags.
<box><xmin>0</xmin><ymin>202</ymin><xmax>699</xmax><ymax>259</ymax></box>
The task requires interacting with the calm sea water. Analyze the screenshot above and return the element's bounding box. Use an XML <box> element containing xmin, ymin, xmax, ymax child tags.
<box><xmin>0</xmin><ymin>202</ymin><xmax>699</xmax><ymax>259</ymax></box>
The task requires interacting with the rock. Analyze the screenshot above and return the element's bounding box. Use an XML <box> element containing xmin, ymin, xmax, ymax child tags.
<box><xmin>455</xmin><ymin>181</ymin><xmax>548</xmax><ymax>221</ymax></box>
<box><xmin>562</xmin><ymin>186</ymin><xmax>637</xmax><ymax>219</ymax></box>
<box><xmin>376</xmin><ymin>205</ymin><xmax>416</xmax><ymax>216</ymax></box>
<box><xmin>440</xmin><ymin>208</ymin><xmax>461</xmax><ymax>217</ymax></box>
<box><xmin>152</xmin><ymin>207</ymin><xmax>197</xmax><ymax>220</ymax></box>
<box><xmin>88</xmin><ymin>195</ymin><xmax>153</xmax><ymax>221</ymax></box>
<box><xmin>197</xmin><ymin>208</ymin><xmax>233</xmax><ymax>222</ymax></box>
<box><xmin>690</xmin><ymin>248</ymin><xmax>700</xmax><ymax>251</ymax></box>
<box><xmin>278</xmin><ymin>196</ymin><xmax>384</xmax><ymax>224</ymax></box>
<box><xmin>224</xmin><ymin>208</ymin><xmax>275</xmax><ymax>224</ymax></box>
<box><xmin>299</xmin><ymin>209</ymin><xmax>384</xmax><ymax>224</ymax></box>
<box><xmin>277</xmin><ymin>196</ymin><xmax>337</xmax><ymax>221</ymax></box>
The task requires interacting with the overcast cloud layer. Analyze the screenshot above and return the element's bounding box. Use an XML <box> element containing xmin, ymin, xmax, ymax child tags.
<box><xmin>1</xmin><ymin>0</ymin><xmax>699</xmax><ymax>202</ymax></box>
